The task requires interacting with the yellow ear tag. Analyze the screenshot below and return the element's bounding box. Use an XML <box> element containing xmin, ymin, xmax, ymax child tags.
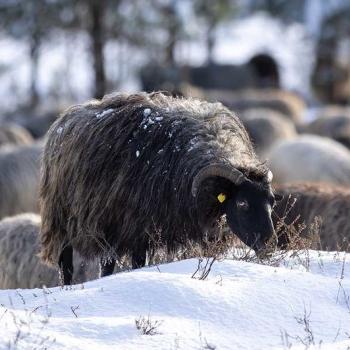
<box><xmin>217</xmin><ymin>193</ymin><xmax>226</xmax><ymax>203</ymax></box>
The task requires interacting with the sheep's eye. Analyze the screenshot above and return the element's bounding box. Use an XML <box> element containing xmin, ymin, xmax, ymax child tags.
<box><xmin>237</xmin><ymin>199</ymin><xmax>249</xmax><ymax>210</ymax></box>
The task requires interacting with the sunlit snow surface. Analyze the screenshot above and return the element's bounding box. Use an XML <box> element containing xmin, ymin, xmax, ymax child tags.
<box><xmin>0</xmin><ymin>251</ymin><xmax>349</xmax><ymax>349</ymax></box>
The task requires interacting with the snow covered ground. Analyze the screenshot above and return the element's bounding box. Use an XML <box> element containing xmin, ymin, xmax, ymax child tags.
<box><xmin>0</xmin><ymin>250</ymin><xmax>349</xmax><ymax>350</ymax></box>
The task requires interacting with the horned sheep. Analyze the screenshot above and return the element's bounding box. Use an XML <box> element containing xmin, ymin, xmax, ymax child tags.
<box><xmin>40</xmin><ymin>92</ymin><xmax>277</xmax><ymax>285</ymax></box>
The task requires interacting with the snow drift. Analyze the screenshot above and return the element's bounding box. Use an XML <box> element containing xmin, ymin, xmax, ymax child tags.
<box><xmin>0</xmin><ymin>251</ymin><xmax>349</xmax><ymax>349</ymax></box>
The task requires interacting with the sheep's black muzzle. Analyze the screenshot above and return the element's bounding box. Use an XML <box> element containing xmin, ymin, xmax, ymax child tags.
<box><xmin>252</xmin><ymin>233</ymin><xmax>277</xmax><ymax>258</ymax></box>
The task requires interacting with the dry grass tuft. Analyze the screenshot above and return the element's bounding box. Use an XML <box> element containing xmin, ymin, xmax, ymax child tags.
<box><xmin>135</xmin><ymin>315</ymin><xmax>163</xmax><ymax>336</ymax></box>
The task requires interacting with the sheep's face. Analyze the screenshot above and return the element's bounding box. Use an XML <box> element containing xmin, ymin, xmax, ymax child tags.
<box><xmin>222</xmin><ymin>180</ymin><xmax>277</xmax><ymax>254</ymax></box>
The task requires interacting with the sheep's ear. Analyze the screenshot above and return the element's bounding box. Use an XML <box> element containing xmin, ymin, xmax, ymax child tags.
<box><xmin>274</xmin><ymin>193</ymin><xmax>283</xmax><ymax>202</ymax></box>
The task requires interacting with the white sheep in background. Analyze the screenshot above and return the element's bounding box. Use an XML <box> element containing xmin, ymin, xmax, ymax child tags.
<box><xmin>0</xmin><ymin>124</ymin><xmax>33</xmax><ymax>148</ymax></box>
<box><xmin>0</xmin><ymin>214</ymin><xmax>99</xmax><ymax>289</ymax></box>
<box><xmin>268</xmin><ymin>135</ymin><xmax>350</xmax><ymax>186</ymax></box>
<box><xmin>0</xmin><ymin>142</ymin><xmax>42</xmax><ymax>219</ymax></box>
<box><xmin>241</xmin><ymin>108</ymin><xmax>297</xmax><ymax>159</ymax></box>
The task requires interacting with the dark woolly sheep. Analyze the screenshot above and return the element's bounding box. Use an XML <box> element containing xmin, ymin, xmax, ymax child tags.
<box><xmin>240</xmin><ymin>108</ymin><xmax>297</xmax><ymax>159</ymax></box>
<box><xmin>0</xmin><ymin>214</ymin><xmax>99</xmax><ymax>289</ymax></box>
<box><xmin>40</xmin><ymin>92</ymin><xmax>277</xmax><ymax>285</ymax></box>
<box><xmin>0</xmin><ymin>124</ymin><xmax>33</xmax><ymax>148</ymax></box>
<box><xmin>268</xmin><ymin>135</ymin><xmax>350</xmax><ymax>186</ymax></box>
<box><xmin>273</xmin><ymin>183</ymin><xmax>350</xmax><ymax>251</ymax></box>
<box><xmin>0</xmin><ymin>142</ymin><xmax>42</xmax><ymax>219</ymax></box>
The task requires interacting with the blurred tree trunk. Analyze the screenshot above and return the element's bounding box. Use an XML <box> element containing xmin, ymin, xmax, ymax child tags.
<box><xmin>88</xmin><ymin>0</ymin><xmax>106</xmax><ymax>99</ymax></box>
<box><xmin>165</xmin><ymin>23</ymin><xmax>176</xmax><ymax>66</ymax></box>
<box><xmin>162</xmin><ymin>2</ymin><xmax>178</xmax><ymax>66</ymax></box>
<box><xmin>165</xmin><ymin>12</ymin><xmax>177</xmax><ymax>66</ymax></box>
<box><xmin>206</xmin><ymin>20</ymin><xmax>215</xmax><ymax>65</ymax></box>
<box><xmin>29</xmin><ymin>31</ymin><xmax>40</xmax><ymax>109</ymax></box>
<box><xmin>194</xmin><ymin>0</ymin><xmax>238</xmax><ymax>65</ymax></box>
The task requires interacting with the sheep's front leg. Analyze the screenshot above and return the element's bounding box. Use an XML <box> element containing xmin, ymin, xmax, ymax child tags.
<box><xmin>58</xmin><ymin>244</ymin><xmax>73</xmax><ymax>285</ymax></box>
<box><xmin>132</xmin><ymin>250</ymin><xmax>146</xmax><ymax>269</ymax></box>
<box><xmin>100</xmin><ymin>258</ymin><xmax>116</xmax><ymax>277</ymax></box>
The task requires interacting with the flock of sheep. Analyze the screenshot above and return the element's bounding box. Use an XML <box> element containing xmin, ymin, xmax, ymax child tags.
<box><xmin>0</xmin><ymin>87</ymin><xmax>349</xmax><ymax>289</ymax></box>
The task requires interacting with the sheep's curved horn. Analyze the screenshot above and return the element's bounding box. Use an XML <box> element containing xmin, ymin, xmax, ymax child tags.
<box><xmin>191</xmin><ymin>164</ymin><xmax>245</xmax><ymax>197</ymax></box>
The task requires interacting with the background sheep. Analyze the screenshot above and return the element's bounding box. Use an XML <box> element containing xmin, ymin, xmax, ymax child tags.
<box><xmin>267</xmin><ymin>135</ymin><xmax>350</xmax><ymax>186</ymax></box>
<box><xmin>273</xmin><ymin>182</ymin><xmax>350</xmax><ymax>251</ymax></box>
<box><xmin>300</xmin><ymin>107</ymin><xmax>350</xmax><ymax>149</ymax></box>
<box><xmin>0</xmin><ymin>124</ymin><xmax>33</xmax><ymax>148</ymax></box>
<box><xmin>240</xmin><ymin>108</ymin><xmax>297</xmax><ymax>159</ymax></box>
<box><xmin>40</xmin><ymin>92</ymin><xmax>276</xmax><ymax>285</ymax></box>
<box><xmin>17</xmin><ymin>112</ymin><xmax>58</xmax><ymax>139</ymax></box>
<box><xmin>0</xmin><ymin>213</ymin><xmax>99</xmax><ymax>289</ymax></box>
<box><xmin>0</xmin><ymin>142</ymin><xmax>42</xmax><ymax>219</ymax></box>
<box><xmin>5</xmin><ymin>109</ymin><xmax>59</xmax><ymax>140</ymax></box>
<box><xmin>189</xmin><ymin>88</ymin><xmax>306</xmax><ymax>124</ymax></box>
